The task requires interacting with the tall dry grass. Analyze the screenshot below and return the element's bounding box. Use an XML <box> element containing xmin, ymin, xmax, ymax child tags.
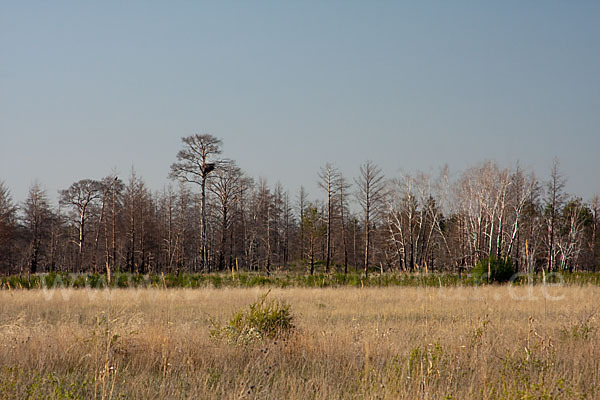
<box><xmin>1</xmin><ymin>285</ymin><xmax>599</xmax><ymax>399</ymax></box>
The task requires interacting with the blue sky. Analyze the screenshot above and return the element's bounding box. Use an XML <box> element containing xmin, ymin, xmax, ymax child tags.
<box><xmin>1</xmin><ymin>1</ymin><xmax>599</xmax><ymax>204</ymax></box>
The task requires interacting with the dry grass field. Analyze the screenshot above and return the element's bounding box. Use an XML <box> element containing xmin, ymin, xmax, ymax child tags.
<box><xmin>1</xmin><ymin>285</ymin><xmax>599</xmax><ymax>399</ymax></box>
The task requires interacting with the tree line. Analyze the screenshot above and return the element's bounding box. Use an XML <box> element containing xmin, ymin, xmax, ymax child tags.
<box><xmin>0</xmin><ymin>134</ymin><xmax>598</xmax><ymax>278</ymax></box>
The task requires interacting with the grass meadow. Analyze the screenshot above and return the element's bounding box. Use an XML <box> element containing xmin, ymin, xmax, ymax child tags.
<box><xmin>1</xmin><ymin>284</ymin><xmax>599</xmax><ymax>399</ymax></box>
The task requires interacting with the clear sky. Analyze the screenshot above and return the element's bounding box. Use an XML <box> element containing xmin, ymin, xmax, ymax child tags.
<box><xmin>1</xmin><ymin>1</ymin><xmax>599</xmax><ymax>205</ymax></box>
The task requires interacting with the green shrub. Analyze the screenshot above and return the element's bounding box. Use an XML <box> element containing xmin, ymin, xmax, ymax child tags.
<box><xmin>85</xmin><ymin>273</ymin><xmax>108</xmax><ymax>289</ymax></box>
<box><xmin>471</xmin><ymin>256</ymin><xmax>516</xmax><ymax>283</ymax></box>
<box><xmin>116</xmin><ymin>273</ymin><xmax>130</xmax><ymax>288</ymax></box>
<box><xmin>210</xmin><ymin>275</ymin><xmax>223</xmax><ymax>288</ymax></box>
<box><xmin>211</xmin><ymin>291</ymin><xmax>294</xmax><ymax>344</ymax></box>
<box><xmin>247</xmin><ymin>275</ymin><xmax>273</xmax><ymax>286</ymax></box>
<box><xmin>43</xmin><ymin>272</ymin><xmax>58</xmax><ymax>288</ymax></box>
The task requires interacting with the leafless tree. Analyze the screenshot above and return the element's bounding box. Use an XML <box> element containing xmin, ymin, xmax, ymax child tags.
<box><xmin>302</xmin><ymin>204</ymin><xmax>325</xmax><ymax>275</ymax></box>
<box><xmin>236</xmin><ymin>175</ymin><xmax>254</xmax><ymax>269</ymax></box>
<box><xmin>93</xmin><ymin>174</ymin><xmax>124</xmax><ymax>281</ymax></box>
<box><xmin>271</xmin><ymin>183</ymin><xmax>288</xmax><ymax>269</ymax></box>
<box><xmin>257</xmin><ymin>178</ymin><xmax>273</xmax><ymax>275</ymax></box>
<box><xmin>170</xmin><ymin>134</ymin><xmax>223</xmax><ymax>271</ymax></box>
<box><xmin>545</xmin><ymin>158</ymin><xmax>567</xmax><ymax>272</ymax></box>
<box><xmin>123</xmin><ymin>169</ymin><xmax>157</xmax><ymax>274</ymax></box>
<box><xmin>556</xmin><ymin>198</ymin><xmax>588</xmax><ymax>271</ymax></box>
<box><xmin>106</xmin><ymin>174</ymin><xmax>124</xmax><ymax>278</ymax></box>
<box><xmin>281</xmin><ymin>190</ymin><xmax>293</xmax><ymax>267</ymax></box>
<box><xmin>59</xmin><ymin>179</ymin><xmax>102</xmax><ymax>271</ymax></box>
<box><xmin>296</xmin><ymin>186</ymin><xmax>309</xmax><ymax>261</ymax></box>
<box><xmin>355</xmin><ymin>161</ymin><xmax>387</xmax><ymax>277</ymax></box>
<box><xmin>505</xmin><ymin>166</ymin><xmax>539</xmax><ymax>270</ymax></box>
<box><xmin>337</xmin><ymin>173</ymin><xmax>351</xmax><ymax>273</ymax></box>
<box><xmin>387</xmin><ymin>171</ymin><xmax>443</xmax><ymax>272</ymax></box>
<box><xmin>0</xmin><ymin>181</ymin><xmax>17</xmax><ymax>273</ymax></box>
<box><xmin>455</xmin><ymin>162</ymin><xmax>509</xmax><ymax>268</ymax></box>
<box><xmin>209</xmin><ymin>161</ymin><xmax>242</xmax><ymax>270</ymax></box>
<box><xmin>124</xmin><ymin>170</ymin><xmax>140</xmax><ymax>273</ymax></box>
<box><xmin>23</xmin><ymin>181</ymin><xmax>52</xmax><ymax>274</ymax></box>
<box><xmin>318</xmin><ymin>163</ymin><xmax>339</xmax><ymax>273</ymax></box>
<box><xmin>591</xmin><ymin>196</ymin><xmax>600</xmax><ymax>271</ymax></box>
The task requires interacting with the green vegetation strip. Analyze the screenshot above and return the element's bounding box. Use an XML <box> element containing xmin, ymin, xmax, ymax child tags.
<box><xmin>1</xmin><ymin>270</ymin><xmax>600</xmax><ymax>290</ymax></box>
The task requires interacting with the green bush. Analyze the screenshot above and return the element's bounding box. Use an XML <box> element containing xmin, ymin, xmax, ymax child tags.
<box><xmin>247</xmin><ymin>275</ymin><xmax>274</xmax><ymax>286</ymax></box>
<box><xmin>211</xmin><ymin>291</ymin><xmax>294</xmax><ymax>344</ymax></box>
<box><xmin>471</xmin><ymin>256</ymin><xmax>516</xmax><ymax>283</ymax></box>
<box><xmin>85</xmin><ymin>273</ymin><xmax>108</xmax><ymax>289</ymax></box>
<box><xmin>116</xmin><ymin>273</ymin><xmax>130</xmax><ymax>288</ymax></box>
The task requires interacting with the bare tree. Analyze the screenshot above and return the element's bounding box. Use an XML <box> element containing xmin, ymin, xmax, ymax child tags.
<box><xmin>355</xmin><ymin>161</ymin><xmax>386</xmax><ymax>278</ymax></box>
<box><xmin>0</xmin><ymin>182</ymin><xmax>17</xmax><ymax>273</ymax></box>
<box><xmin>94</xmin><ymin>174</ymin><xmax>123</xmax><ymax>282</ymax></box>
<box><xmin>455</xmin><ymin>162</ymin><xmax>506</xmax><ymax>267</ymax></box>
<box><xmin>23</xmin><ymin>181</ymin><xmax>52</xmax><ymax>274</ymax></box>
<box><xmin>271</xmin><ymin>183</ymin><xmax>287</xmax><ymax>268</ymax></box>
<box><xmin>157</xmin><ymin>186</ymin><xmax>175</xmax><ymax>272</ymax></box>
<box><xmin>302</xmin><ymin>203</ymin><xmax>325</xmax><ymax>275</ymax></box>
<box><xmin>545</xmin><ymin>158</ymin><xmax>567</xmax><ymax>272</ymax></box>
<box><xmin>92</xmin><ymin>179</ymin><xmax>109</xmax><ymax>275</ymax></box>
<box><xmin>505</xmin><ymin>166</ymin><xmax>539</xmax><ymax>270</ymax></box>
<box><xmin>281</xmin><ymin>190</ymin><xmax>293</xmax><ymax>267</ymax></box>
<box><xmin>124</xmin><ymin>170</ymin><xmax>140</xmax><ymax>273</ymax></box>
<box><xmin>318</xmin><ymin>163</ymin><xmax>339</xmax><ymax>273</ymax></box>
<box><xmin>296</xmin><ymin>186</ymin><xmax>309</xmax><ymax>261</ymax></box>
<box><xmin>176</xmin><ymin>182</ymin><xmax>190</xmax><ymax>272</ymax></box>
<box><xmin>59</xmin><ymin>179</ymin><xmax>102</xmax><ymax>271</ymax></box>
<box><xmin>257</xmin><ymin>178</ymin><xmax>273</xmax><ymax>275</ymax></box>
<box><xmin>106</xmin><ymin>174</ymin><xmax>124</xmax><ymax>279</ymax></box>
<box><xmin>236</xmin><ymin>175</ymin><xmax>254</xmax><ymax>269</ymax></box>
<box><xmin>387</xmin><ymin>171</ymin><xmax>444</xmax><ymax>272</ymax></box>
<box><xmin>170</xmin><ymin>134</ymin><xmax>223</xmax><ymax>271</ymax></box>
<box><xmin>427</xmin><ymin>166</ymin><xmax>453</xmax><ymax>270</ymax></box>
<box><xmin>556</xmin><ymin>198</ymin><xmax>588</xmax><ymax>271</ymax></box>
<box><xmin>337</xmin><ymin>174</ymin><xmax>351</xmax><ymax>274</ymax></box>
<box><xmin>591</xmin><ymin>196</ymin><xmax>600</xmax><ymax>272</ymax></box>
<box><xmin>209</xmin><ymin>161</ymin><xmax>241</xmax><ymax>270</ymax></box>
<box><xmin>123</xmin><ymin>169</ymin><xmax>156</xmax><ymax>274</ymax></box>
